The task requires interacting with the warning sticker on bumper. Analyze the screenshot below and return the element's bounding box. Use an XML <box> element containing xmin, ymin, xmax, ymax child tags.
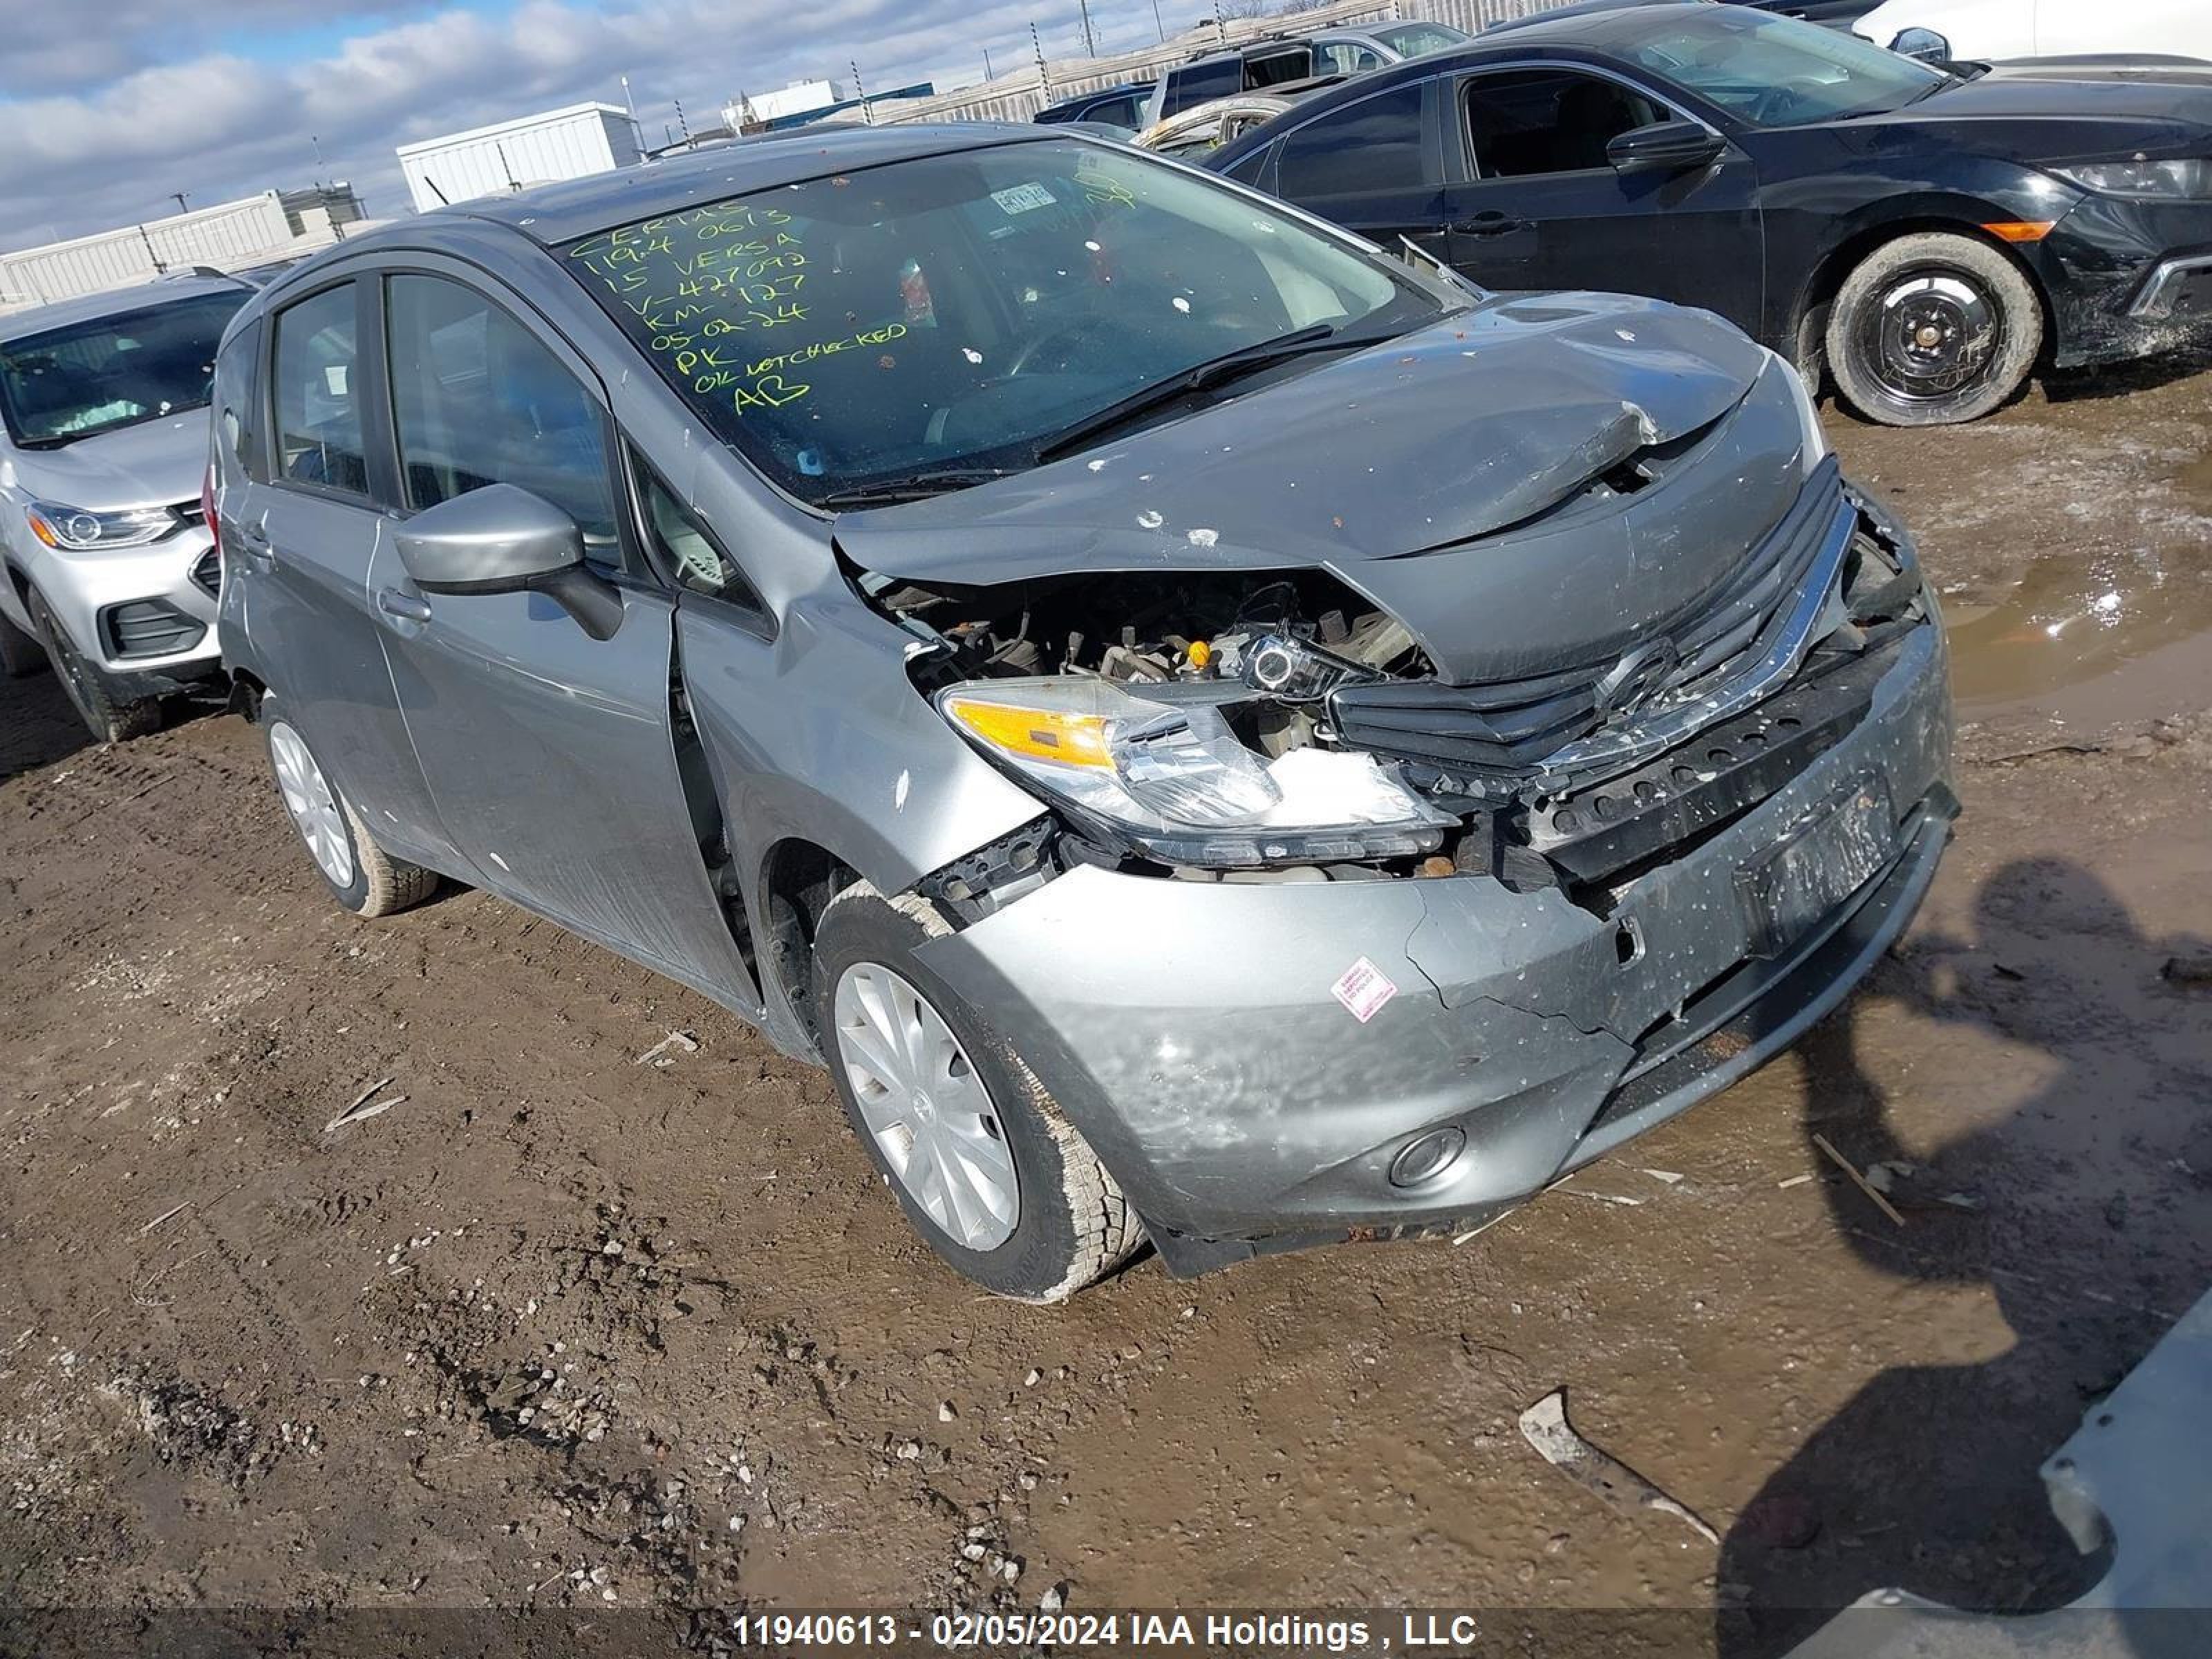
<box><xmin>1331</xmin><ymin>957</ymin><xmax>1398</xmax><ymax>1024</ymax></box>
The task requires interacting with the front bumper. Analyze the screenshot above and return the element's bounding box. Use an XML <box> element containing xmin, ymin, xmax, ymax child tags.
<box><xmin>915</xmin><ymin>615</ymin><xmax>1953</xmax><ymax>1275</ymax></box>
<box><xmin>2041</xmin><ymin>195</ymin><xmax>2212</xmax><ymax>367</ymax></box>
<box><xmin>15</xmin><ymin>527</ymin><xmax>221</xmax><ymax>681</ymax></box>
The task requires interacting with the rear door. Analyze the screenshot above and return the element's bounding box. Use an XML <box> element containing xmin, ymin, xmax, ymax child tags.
<box><xmin>366</xmin><ymin>259</ymin><xmax>753</xmax><ymax>1005</ymax></box>
<box><xmin>1266</xmin><ymin>79</ymin><xmax>1450</xmax><ymax>260</ymax></box>
<box><xmin>1443</xmin><ymin>64</ymin><xmax>1765</xmax><ymax>334</ymax></box>
<box><xmin>237</xmin><ymin>274</ymin><xmax>448</xmax><ymax>867</ymax></box>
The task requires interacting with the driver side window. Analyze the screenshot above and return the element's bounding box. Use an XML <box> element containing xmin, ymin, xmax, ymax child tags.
<box><xmin>1464</xmin><ymin>70</ymin><xmax>1666</xmax><ymax>179</ymax></box>
<box><xmin>385</xmin><ymin>272</ymin><xmax>621</xmax><ymax>568</ymax></box>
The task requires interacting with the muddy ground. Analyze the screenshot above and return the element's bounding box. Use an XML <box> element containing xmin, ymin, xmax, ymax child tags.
<box><xmin>3</xmin><ymin>357</ymin><xmax>2211</xmax><ymax>1658</ymax></box>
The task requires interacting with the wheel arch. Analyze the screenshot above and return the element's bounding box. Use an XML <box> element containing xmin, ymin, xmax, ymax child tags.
<box><xmin>755</xmin><ymin>836</ymin><xmax>863</xmax><ymax>1060</ymax></box>
<box><xmin>1792</xmin><ymin>211</ymin><xmax>2058</xmax><ymax>384</ymax></box>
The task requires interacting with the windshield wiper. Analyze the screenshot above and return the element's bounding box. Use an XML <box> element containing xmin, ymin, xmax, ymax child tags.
<box><xmin>1032</xmin><ymin>321</ymin><xmax>1389</xmax><ymax>465</ymax></box>
<box><xmin>815</xmin><ymin>466</ymin><xmax>1026</xmax><ymax>509</ymax></box>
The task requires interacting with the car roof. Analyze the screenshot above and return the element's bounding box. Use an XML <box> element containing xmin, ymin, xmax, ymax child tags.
<box><xmin>1475</xmin><ymin>0</ymin><xmax>1718</xmax><ymax>41</ymax></box>
<box><xmin>1206</xmin><ymin>1</ymin><xmax>1724</xmax><ymax>167</ymax></box>
<box><xmin>431</xmin><ymin>122</ymin><xmax>1069</xmax><ymax>246</ymax></box>
<box><xmin>0</xmin><ymin>271</ymin><xmax>251</xmax><ymax>345</ymax></box>
<box><xmin>1043</xmin><ymin>82</ymin><xmax>1151</xmax><ymax>110</ymax></box>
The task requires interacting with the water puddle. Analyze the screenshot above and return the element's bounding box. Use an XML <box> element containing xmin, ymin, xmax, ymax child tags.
<box><xmin>1943</xmin><ymin>548</ymin><xmax>2212</xmax><ymax>729</ymax></box>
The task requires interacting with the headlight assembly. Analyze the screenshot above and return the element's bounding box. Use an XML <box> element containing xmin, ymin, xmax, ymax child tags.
<box><xmin>2050</xmin><ymin>158</ymin><xmax>2212</xmax><ymax>200</ymax></box>
<box><xmin>938</xmin><ymin>677</ymin><xmax>1454</xmax><ymax>868</ymax></box>
<box><xmin>24</xmin><ymin>499</ymin><xmax>182</xmax><ymax>551</ymax></box>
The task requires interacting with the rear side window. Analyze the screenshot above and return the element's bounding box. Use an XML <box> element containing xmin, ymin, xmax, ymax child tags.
<box><xmin>1245</xmin><ymin>47</ymin><xmax>1314</xmax><ymax>89</ymax></box>
<box><xmin>1086</xmin><ymin>95</ymin><xmax>1143</xmax><ymax>129</ymax></box>
<box><xmin>1277</xmin><ymin>83</ymin><xmax>1430</xmax><ymax>199</ymax></box>
<box><xmin>209</xmin><ymin>317</ymin><xmax>264</xmax><ymax>484</ymax></box>
<box><xmin>1465</xmin><ymin>70</ymin><xmax>1666</xmax><ymax>178</ymax></box>
<box><xmin>1164</xmin><ymin>59</ymin><xmax>1239</xmax><ymax>118</ymax></box>
<box><xmin>271</xmin><ymin>285</ymin><xmax>368</xmax><ymax>496</ymax></box>
<box><xmin>384</xmin><ymin>273</ymin><xmax>619</xmax><ymax>563</ymax></box>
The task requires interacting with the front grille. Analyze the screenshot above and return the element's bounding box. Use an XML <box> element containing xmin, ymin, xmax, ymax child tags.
<box><xmin>1331</xmin><ymin>459</ymin><xmax>1848</xmax><ymax>783</ymax></box>
<box><xmin>189</xmin><ymin>547</ymin><xmax>221</xmax><ymax>598</ymax></box>
<box><xmin>100</xmin><ymin>599</ymin><xmax>205</xmax><ymax>660</ymax></box>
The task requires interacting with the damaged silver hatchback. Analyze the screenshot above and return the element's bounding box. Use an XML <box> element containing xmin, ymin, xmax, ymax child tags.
<box><xmin>212</xmin><ymin>126</ymin><xmax>1953</xmax><ymax>1300</ymax></box>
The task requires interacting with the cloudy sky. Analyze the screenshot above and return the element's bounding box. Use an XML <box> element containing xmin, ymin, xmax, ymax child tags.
<box><xmin>0</xmin><ymin>0</ymin><xmax>1210</xmax><ymax>250</ymax></box>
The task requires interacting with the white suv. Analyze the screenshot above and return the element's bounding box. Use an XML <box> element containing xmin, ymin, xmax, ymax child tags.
<box><xmin>0</xmin><ymin>273</ymin><xmax>252</xmax><ymax>741</ymax></box>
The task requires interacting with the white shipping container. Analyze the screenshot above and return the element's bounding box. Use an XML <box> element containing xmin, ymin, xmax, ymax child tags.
<box><xmin>395</xmin><ymin>103</ymin><xmax>643</xmax><ymax>216</ymax></box>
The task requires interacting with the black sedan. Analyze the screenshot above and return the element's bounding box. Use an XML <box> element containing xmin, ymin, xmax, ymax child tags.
<box><xmin>1207</xmin><ymin>3</ymin><xmax>2212</xmax><ymax>424</ymax></box>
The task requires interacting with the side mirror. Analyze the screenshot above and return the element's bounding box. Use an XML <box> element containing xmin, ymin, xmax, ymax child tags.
<box><xmin>1607</xmin><ymin>118</ymin><xmax>1727</xmax><ymax>176</ymax></box>
<box><xmin>1890</xmin><ymin>27</ymin><xmax>1952</xmax><ymax>64</ymax></box>
<box><xmin>395</xmin><ymin>482</ymin><xmax>621</xmax><ymax>639</ymax></box>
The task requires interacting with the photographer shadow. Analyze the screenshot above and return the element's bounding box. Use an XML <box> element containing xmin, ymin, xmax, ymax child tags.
<box><xmin>1716</xmin><ymin>856</ymin><xmax>2205</xmax><ymax>1658</ymax></box>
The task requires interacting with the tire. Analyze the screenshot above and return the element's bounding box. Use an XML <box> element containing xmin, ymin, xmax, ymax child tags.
<box><xmin>0</xmin><ymin>602</ymin><xmax>46</xmax><ymax>678</ymax></box>
<box><xmin>1826</xmin><ymin>232</ymin><xmax>2042</xmax><ymax>427</ymax></box>
<box><xmin>26</xmin><ymin>588</ymin><xmax>160</xmax><ymax>743</ymax></box>
<box><xmin>812</xmin><ymin>881</ymin><xmax>1141</xmax><ymax>1302</ymax></box>
<box><xmin>261</xmin><ymin>698</ymin><xmax>438</xmax><ymax>918</ymax></box>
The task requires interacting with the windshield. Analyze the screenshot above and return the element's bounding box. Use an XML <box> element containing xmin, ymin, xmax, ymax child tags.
<box><xmin>0</xmin><ymin>290</ymin><xmax>247</xmax><ymax>447</ymax></box>
<box><xmin>1372</xmin><ymin>22</ymin><xmax>1468</xmax><ymax>58</ymax></box>
<box><xmin>1621</xmin><ymin>10</ymin><xmax>1948</xmax><ymax>127</ymax></box>
<box><xmin>562</xmin><ymin>138</ymin><xmax>1434</xmax><ymax>504</ymax></box>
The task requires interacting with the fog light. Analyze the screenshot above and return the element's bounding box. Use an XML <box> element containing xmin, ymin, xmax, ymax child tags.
<box><xmin>1389</xmin><ymin>1126</ymin><xmax>1465</xmax><ymax>1189</ymax></box>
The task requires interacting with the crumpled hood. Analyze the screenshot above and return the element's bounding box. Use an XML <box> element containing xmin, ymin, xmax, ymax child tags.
<box><xmin>0</xmin><ymin>413</ymin><xmax>207</xmax><ymax>512</ymax></box>
<box><xmin>839</xmin><ymin>291</ymin><xmax>1808</xmax><ymax>684</ymax></box>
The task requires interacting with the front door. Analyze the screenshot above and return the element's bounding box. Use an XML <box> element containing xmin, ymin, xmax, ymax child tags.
<box><xmin>366</xmin><ymin>263</ymin><xmax>753</xmax><ymax>1006</ymax></box>
<box><xmin>1444</xmin><ymin>67</ymin><xmax>1765</xmax><ymax>336</ymax></box>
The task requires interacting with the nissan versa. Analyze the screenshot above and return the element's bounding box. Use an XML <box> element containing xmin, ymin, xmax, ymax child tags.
<box><xmin>210</xmin><ymin>127</ymin><xmax>1954</xmax><ymax>1300</ymax></box>
<box><xmin>1</xmin><ymin>273</ymin><xmax>253</xmax><ymax>740</ymax></box>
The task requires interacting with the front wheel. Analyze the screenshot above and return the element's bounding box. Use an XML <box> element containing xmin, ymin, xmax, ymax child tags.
<box><xmin>1825</xmin><ymin>232</ymin><xmax>2043</xmax><ymax>427</ymax></box>
<box><xmin>812</xmin><ymin>882</ymin><xmax>1141</xmax><ymax>1302</ymax></box>
<box><xmin>26</xmin><ymin>589</ymin><xmax>160</xmax><ymax>742</ymax></box>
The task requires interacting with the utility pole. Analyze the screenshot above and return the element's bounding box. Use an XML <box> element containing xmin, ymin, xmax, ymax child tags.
<box><xmin>169</xmin><ymin>191</ymin><xmax>189</xmax><ymax>216</ymax></box>
<box><xmin>673</xmin><ymin>96</ymin><xmax>693</xmax><ymax>145</ymax></box>
<box><xmin>984</xmin><ymin>46</ymin><xmax>995</xmax><ymax>80</ymax></box>
<box><xmin>850</xmin><ymin>59</ymin><xmax>870</xmax><ymax>124</ymax></box>
<box><xmin>1151</xmin><ymin>0</ymin><xmax>1165</xmax><ymax>41</ymax></box>
<box><xmin>137</xmin><ymin>224</ymin><xmax>166</xmax><ymax>274</ymax></box>
<box><xmin>1031</xmin><ymin>22</ymin><xmax>1050</xmax><ymax>97</ymax></box>
<box><xmin>1077</xmin><ymin>0</ymin><xmax>1096</xmax><ymax>57</ymax></box>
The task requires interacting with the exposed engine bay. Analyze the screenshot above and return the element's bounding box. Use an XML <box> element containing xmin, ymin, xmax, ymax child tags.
<box><xmin>859</xmin><ymin>496</ymin><xmax>1930</xmax><ymax>911</ymax></box>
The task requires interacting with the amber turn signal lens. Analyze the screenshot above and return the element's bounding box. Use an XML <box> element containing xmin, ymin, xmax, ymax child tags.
<box><xmin>1981</xmin><ymin>221</ymin><xmax>2055</xmax><ymax>243</ymax></box>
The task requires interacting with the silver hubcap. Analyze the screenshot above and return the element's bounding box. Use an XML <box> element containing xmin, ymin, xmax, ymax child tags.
<box><xmin>269</xmin><ymin>720</ymin><xmax>355</xmax><ymax>889</ymax></box>
<box><xmin>832</xmin><ymin>964</ymin><xmax>1018</xmax><ymax>1251</ymax></box>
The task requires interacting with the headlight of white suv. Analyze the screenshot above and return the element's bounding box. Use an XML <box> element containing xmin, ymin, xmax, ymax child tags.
<box><xmin>2050</xmin><ymin>159</ymin><xmax>2212</xmax><ymax>200</ymax></box>
<box><xmin>24</xmin><ymin>499</ymin><xmax>182</xmax><ymax>551</ymax></box>
<box><xmin>938</xmin><ymin>677</ymin><xmax>1454</xmax><ymax>868</ymax></box>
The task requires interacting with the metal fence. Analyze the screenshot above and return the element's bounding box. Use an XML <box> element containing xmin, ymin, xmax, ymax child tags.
<box><xmin>877</xmin><ymin>0</ymin><xmax>1553</xmax><ymax>126</ymax></box>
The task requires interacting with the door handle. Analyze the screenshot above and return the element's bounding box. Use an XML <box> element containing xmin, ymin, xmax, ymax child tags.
<box><xmin>234</xmin><ymin>519</ymin><xmax>276</xmax><ymax>570</ymax></box>
<box><xmin>377</xmin><ymin>588</ymin><xmax>433</xmax><ymax>624</ymax></box>
<box><xmin>1454</xmin><ymin>214</ymin><xmax>1528</xmax><ymax>238</ymax></box>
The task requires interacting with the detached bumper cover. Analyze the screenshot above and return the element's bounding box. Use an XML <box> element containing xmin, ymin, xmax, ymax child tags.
<box><xmin>914</xmin><ymin>615</ymin><xmax>1953</xmax><ymax>1266</ymax></box>
<box><xmin>1786</xmin><ymin>1284</ymin><xmax>2212</xmax><ymax>1658</ymax></box>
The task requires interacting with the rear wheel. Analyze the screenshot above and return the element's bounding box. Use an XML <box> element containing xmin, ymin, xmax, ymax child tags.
<box><xmin>1826</xmin><ymin>232</ymin><xmax>2042</xmax><ymax>427</ymax></box>
<box><xmin>26</xmin><ymin>589</ymin><xmax>160</xmax><ymax>743</ymax></box>
<box><xmin>262</xmin><ymin>699</ymin><xmax>437</xmax><ymax>917</ymax></box>
<box><xmin>812</xmin><ymin>882</ymin><xmax>1141</xmax><ymax>1302</ymax></box>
